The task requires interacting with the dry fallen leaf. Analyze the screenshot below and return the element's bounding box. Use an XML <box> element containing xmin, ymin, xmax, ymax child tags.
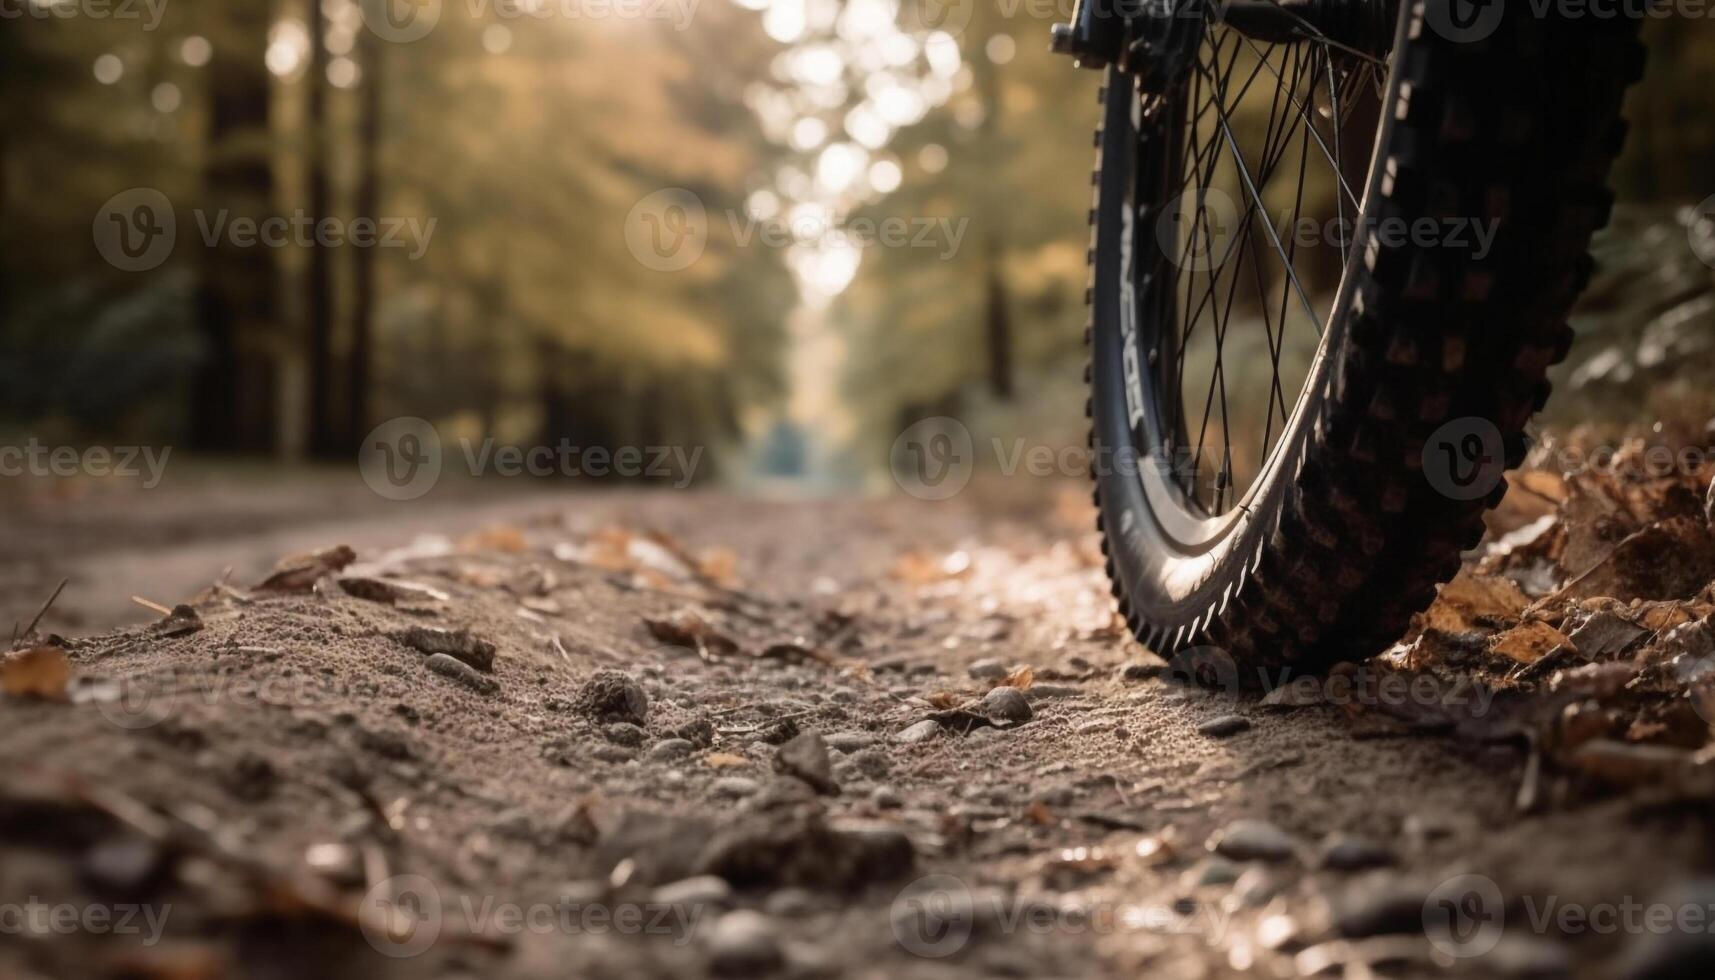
<box><xmin>892</xmin><ymin>550</ymin><xmax>974</xmax><ymax>584</ymax></box>
<box><xmin>460</xmin><ymin>525</ymin><xmax>528</xmax><ymax>554</ymax></box>
<box><xmin>255</xmin><ymin>545</ymin><xmax>357</xmax><ymax>593</ymax></box>
<box><xmin>696</xmin><ymin>548</ymin><xmax>742</xmax><ymax>588</ymax></box>
<box><xmin>644</xmin><ymin>611</ymin><xmax>739</xmax><ymax>657</ymax></box>
<box><xmin>1000</xmin><ymin>665</ymin><xmax>1036</xmax><ymax>690</ymax></box>
<box><xmin>337</xmin><ymin>577</ymin><xmax>451</xmax><ymax>605</ymax></box>
<box><xmin>2</xmin><ymin>646</ymin><xmax>71</xmax><ymax>701</ymax></box>
<box><xmin>1491</xmin><ymin>621</ymin><xmax>1573</xmax><ymax>664</ymax></box>
<box><xmin>1420</xmin><ymin>571</ymin><xmax>1531</xmax><ymax>638</ymax></box>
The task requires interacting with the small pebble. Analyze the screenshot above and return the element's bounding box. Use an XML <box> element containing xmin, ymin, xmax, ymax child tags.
<box><xmin>1208</xmin><ymin>819</ymin><xmax>1299</xmax><ymax>862</ymax></box>
<box><xmin>824</xmin><ymin>731</ymin><xmax>876</xmax><ymax>753</ymax></box>
<box><xmin>707</xmin><ymin>910</ymin><xmax>783</xmax><ymax>976</ymax></box>
<box><xmin>1197</xmin><ymin>715</ymin><xmax>1252</xmax><ymax>738</ymax></box>
<box><xmin>968</xmin><ymin>658</ymin><xmax>1007</xmax><ymax>681</ymax></box>
<box><xmin>604</xmin><ymin>723</ymin><xmax>646</xmax><ymax>747</ymax></box>
<box><xmin>1182</xmin><ymin>856</ymin><xmax>1242</xmax><ymax>889</ymax></box>
<box><xmin>776</xmin><ymin>732</ymin><xmax>839</xmax><ymax>795</ymax></box>
<box><xmin>979</xmin><ymin>687</ymin><xmax>1033</xmax><ymax>725</ymax></box>
<box><xmin>647</xmin><ymin>738</ymin><xmax>695</xmax><ymax>762</ymax></box>
<box><xmin>1319</xmin><ymin>834</ymin><xmax>1395</xmax><ymax>872</ymax></box>
<box><xmin>710</xmin><ymin>776</ymin><xmax>760</xmax><ymax>799</ymax></box>
<box><xmin>652</xmin><ymin>875</ymin><xmax>732</xmax><ymax>909</ymax></box>
<box><xmin>896</xmin><ymin>720</ymin><xmax>942</xmax><ymax>744</ymax></box>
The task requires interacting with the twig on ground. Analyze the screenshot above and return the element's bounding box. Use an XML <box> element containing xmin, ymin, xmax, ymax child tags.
<box><xmin>131</xmin><ymin>595</ymin><xmax>173</xmax><ymax>616</ymax></box>
<box><xmin>21</xmin><ymin>578</ymin><xmax>70</xmax><ymax>641</ymax></box>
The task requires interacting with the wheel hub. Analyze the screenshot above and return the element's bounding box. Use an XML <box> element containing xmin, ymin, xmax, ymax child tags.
<box><xmin>1053</xmin><ymin>0</ymin><xmax>1398</xmax><ymax>92</ymax></box>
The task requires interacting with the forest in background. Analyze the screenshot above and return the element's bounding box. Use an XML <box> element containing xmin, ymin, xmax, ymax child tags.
<box><xmin>3</xmin><ymin>3</ymin><xmax>1714</xmax><ymax>484</ymax></box>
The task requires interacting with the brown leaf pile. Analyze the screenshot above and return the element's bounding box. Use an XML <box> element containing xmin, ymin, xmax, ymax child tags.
<box><xmin>1395</xmin><ymin>432</ymin><xmax>1715</xmax><ymax>793</ymax></box>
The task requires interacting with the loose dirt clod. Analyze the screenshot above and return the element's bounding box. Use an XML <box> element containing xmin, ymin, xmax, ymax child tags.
<box><xmin>573</xmin><ymin>669</ymin><xmax>649</xmax><ymax>724</ymax></box>
<box><xmin>394</xmin><ymin>626</ymin><xmax>497</xmax><ymax>672</ymax></box>
<box><xmin>775</xmin><ymin>732</ymin><xmax>838</xmax><ymax>795</ymax></box>
<box><xmin>424</xmin><ymin>653</ymin><xmax>498</xmax><ymax>694</ymax></box>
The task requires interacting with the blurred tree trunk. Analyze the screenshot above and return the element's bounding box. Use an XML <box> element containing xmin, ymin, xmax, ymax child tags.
<box><xmin>536</xmin><ymin>340</ymin><xmax>570</xmax><ymax>449</ymax></box>
<box><xmin>983</xmin><ymin>238</ymin><xmax>1015</xmax><ymax>401</ymax></box>
<box><xmin>305</xmin><ymin>0</ymin><xmax>338</xmax><ymax>457</ymax></box>
<box><xmin>347</xmin><ymin>22</ymin><xmax>384</xmax><ymax>452</ymax></box>
<box><xmin>194</xmin><ymin>9</ymin><xmax>277</xmax><ymax>452</ymax></box>
<box><xmin>974</xmin><ymin>42</ymin><xmax>1013</xmax><ymax>402</ymax></box>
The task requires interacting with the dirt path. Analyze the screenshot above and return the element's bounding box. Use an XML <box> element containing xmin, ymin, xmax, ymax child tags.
<box><xmin>1</xmin><ymin>484</ymin><xmax>1711</xmax><ymax>978</ymax></box>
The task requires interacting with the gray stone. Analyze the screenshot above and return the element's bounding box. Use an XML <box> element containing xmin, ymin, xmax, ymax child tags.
<box><xmin>652</xmin><ymin>874</ymin><xmax>732</xmax><ymax>909</ymax></box>
<box><xmin>824</xmin><ymin>731</ymin><xmax>876</xmax><ymax>753</ymax></box>
<box><xmin>896</xmin><ymin>719</ymin><xmax>942</xmax><ymax>744</ymax></box>
<box><xmin>1334</xmin><ymin>880</ymin><xmax>1439</xmax><ymax>939</ymax></box>
<box><xmin>604</xmin><ymin>723</ymin><xmax>646</xmax><ymax>747</ymax></box>
<box><xmin>1182</xmin><ymin>856</ymin><xmax>1242</xmax><ymax>889</ymax></box>
<box><xmin>1120</xmin><ymin>663</ymin><xmax>1164</xmax><ymax>682</ymax></box>
<box><xmin>1197</xmin><ymin>715</ymin><xmax>1252</xmax><ymax>738</ymax></box>
<box><xmin>1208</xmin><ymin>819</ymin><xmax>1300</xmax><ymax>862</ymax></box>
<box><xmin>710</xmin><ymin>776</ymin><xmax>760</xmax><ymax>799</ymax></box>
<box><xmin>394</xmin><ymin>626</ymin><xmax>495</xmax><ymax>671</ymax></box>
<box><xmin>647</xmin><ymin>738</ymin><xmax>695</xmax><ymax>762</ymax></box>
<box><xmin>707</xmin><ymin>910</ymin><xmax>783</xmax><ymax>976</ymax></box>
<box><xmin>968</xmin><ymin>658</ymin><xmax>1007</xmax><ymax>681</ymax></box>
<box><xmin>979</xmin><ymin>686</ymin><xmax>1033</xmax><ymax>725</ymax></box>
<box><xmin>1318</xmin><ymin>835</ymin><xmax>1396</xmax><ymax>872</ymax></box>
<box><xmin>775</xmin><ymin>732</ymin><xmax>838</xmax><ymax>795</ymax></box>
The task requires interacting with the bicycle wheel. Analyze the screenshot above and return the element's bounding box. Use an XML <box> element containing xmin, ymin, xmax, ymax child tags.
<box><xmin>1087</xmin><ymin>1</ymin><xmax>1647</xmax><ymax>676</ymax></box>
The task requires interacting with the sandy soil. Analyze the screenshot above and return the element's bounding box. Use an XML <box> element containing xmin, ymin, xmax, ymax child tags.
<box><xmin>1</xmin><ymin>477</ymin><xmax>1712</xmax><ymax>979</ymax></box>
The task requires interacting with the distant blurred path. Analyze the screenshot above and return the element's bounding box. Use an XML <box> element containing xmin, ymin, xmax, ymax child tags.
<box><xmin>0</xmin><ymin>468</ymin><xmax>1007</xmax><ymax>636</ymax></box>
